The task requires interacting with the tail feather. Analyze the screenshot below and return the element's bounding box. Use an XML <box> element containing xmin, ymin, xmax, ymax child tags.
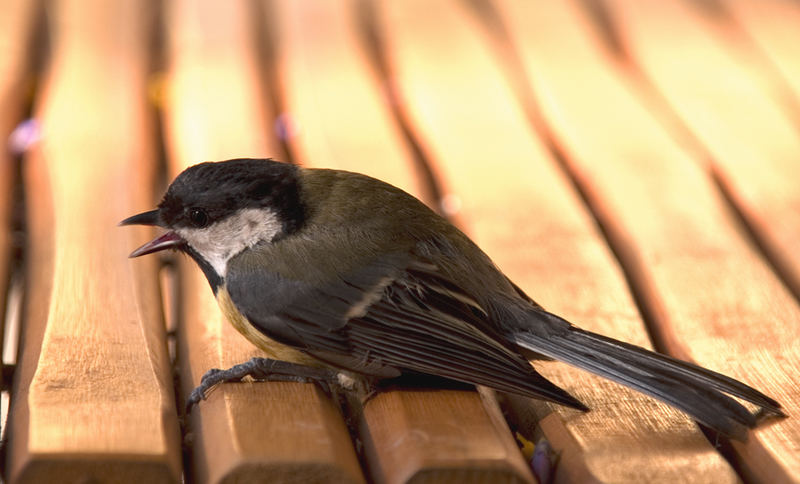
<box><xmin>562</xmin><ymin>329</ymin><xmax>782</xmax><ymax>412</ymax></box>
<box><xmin>513</xmin><ymin>311</ymin><xmax>784</xmax><ymax>439</ymax></box>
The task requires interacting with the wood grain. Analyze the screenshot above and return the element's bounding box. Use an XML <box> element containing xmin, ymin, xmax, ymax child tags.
<box><xmin>271</xmin><ymin>2</ymin><xmax>529</xmax><ymax>481</ymax></box>
<box><xmin>375</xmin><ymin>0</ymin><xmax>737</xmax><ymax>481</ymax></box>
<box><xmin>4</xmin><ymin>0</ymin><xmax>796</xmax><ymax>480</ymax></box>
<box><xmin>7</xmin><ymin>0</ymin><xmax>181</xmax><ymax>482</ymax></box>
<box><xmin>0</xmin><ymin>0</ymin><xmax>38</xmax><ymax>390</ymax></box>
<box><xmin>266</xmin><ymin>0</ymin><xmax>426</xmax><ymax>202</ymax></box>
<box><xmin>361</xmin><ymin>390</ymin><xmax>530</xmax><ymax>484</ymax></box>
<box><xmin>163</xmin><ymin>1</ymin><xmax>363</xmax><ymax>482</ymax></box>
<box><xmin>714</xmin><ymin>0</ymin><xmax>800</xmax><ymax>302</ymax></box>
<box><xmin>518</xmin><ymin>0</ymin><xmax>800</xmax><ymax>481</ymax></box>
<box><xmin>1</xmin><ymin>0</ymin><xmax>41</xmax><ymax>466</ymax></box>
<box><xmin>605</xmin><ymin>0</ymin><xmax>800</xmax><ymax>327</ymax></box>
<box><xmin>721</xmin><ymin>0</ymin><xmax>800</xmax><ymax>105</ymax></box>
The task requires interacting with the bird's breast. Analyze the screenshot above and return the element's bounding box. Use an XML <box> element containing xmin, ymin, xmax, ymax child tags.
<box><xmin>215</xmin><ymin>286</ymin><xmax>322</xmax><ymax>367</ymax></box>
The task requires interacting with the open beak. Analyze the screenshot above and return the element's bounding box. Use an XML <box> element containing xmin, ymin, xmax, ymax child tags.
<box><xmin>120</xmin><ymin>209</ymin><xmax>185</xmax><ymax>258</ymax></box>
<box><xmin>119</xmin><ymin>209</ymin><xmax>161</xmax><ymax>227</ymax></box>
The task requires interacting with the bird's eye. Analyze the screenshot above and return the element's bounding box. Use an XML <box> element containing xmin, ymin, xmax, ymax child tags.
<box><xmin>188</xmin><ymin>208</ymin><xmax>209</xmax><ymax>228</ymax></box>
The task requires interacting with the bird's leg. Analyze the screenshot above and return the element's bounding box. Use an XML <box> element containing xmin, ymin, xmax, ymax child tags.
<box><xmin>186</xmin><ymin>357</ymin><xmax>341</xmax><ymax>412</ymax></box>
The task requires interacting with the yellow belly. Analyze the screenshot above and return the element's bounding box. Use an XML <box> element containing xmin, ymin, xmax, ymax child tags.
<box><xmin>216</xmin><ymin>286</ymin><xmax>322</xmax><ymax>367</ymax></box>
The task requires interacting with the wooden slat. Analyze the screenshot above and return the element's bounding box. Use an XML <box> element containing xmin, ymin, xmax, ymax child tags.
<box><xmin>163</xmin><ymin>1</ymin><xmax>364</xmax><ymax>482</ymax></box>
<box><xmin>360</xmin><ymin>389</ymin><xmax>530</xmax><ymax>484</ymax></box>
<box><xmin>375</xmin><ymin>0</ymin><xmax>737</xmax><ymax>482</ymax></box>
<box><xmin>0</xmin><ymin>0</ymin><xmax>38</xmax><ymax>390</ymax></box>
<box><xmin>7</xmin><ymin>0</ymin><xmax>181</xmax><ymax>482</ymax></box>
<box><xmin>512</xmin><ymin>0</ymin><xmax>800</xmax><ymax>481</ymax></box>
<box><xmin>721</xmin><ymin>0</ymin><xmax>800</xmax><ymax>105</ymax></box>
<box><xmin>270</xmin><ymin>1</ymin><xmax>530</xmax><ymax>482</ymax></box>
<box><xmin>678</xmin><ymin>0</ymin><xmax>800</xmax><ymax>131</ymax></box>
<box><xmin>608</xmin><ymin>0</ymin><xmax>800</xmax><ymax>318</ymax></box>
<box><xmin>266</xmin><ymin>0</ymin><xmax>425</xmax><ymax>202</ymax></box>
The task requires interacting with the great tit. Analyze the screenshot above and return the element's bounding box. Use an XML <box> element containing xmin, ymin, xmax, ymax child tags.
<box><xmin>122</xmin><ymin>158</ymin><xmax>784</xmax><ymax>439</ymax></box>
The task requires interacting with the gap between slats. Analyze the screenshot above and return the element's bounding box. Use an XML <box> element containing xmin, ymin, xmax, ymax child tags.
<box><xmin>460</xmin><ymin>0</ymin><xmax>796</xmax><ymax>482</ymax></box>
<box><xmin>460</xmin><ymin>0</ymin><xmax>681</xmax><ymax>359</ymax></box>
<box><xmin>579</xmin><ymin>0</ymin><xmax>800</xmax><ymax>311</ymax></box>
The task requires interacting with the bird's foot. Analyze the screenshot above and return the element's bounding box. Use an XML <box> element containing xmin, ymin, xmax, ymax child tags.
<box><xmin>186</xmin><ymin>357</ymin><xmax>340</xmax><ymax>412</ymax></box>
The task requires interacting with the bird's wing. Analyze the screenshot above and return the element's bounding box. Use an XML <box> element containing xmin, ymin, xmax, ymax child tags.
<box><xmin>225</xmin><ymin>250</ymin><xmax>586</xmax><ymax>410</ymax></box>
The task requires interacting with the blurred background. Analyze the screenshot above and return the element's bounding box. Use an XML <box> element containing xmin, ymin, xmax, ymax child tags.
<box><xmin>1</xmin><ymin>0</ymin><xmax>799</xmax><ymax>483</ymax></box>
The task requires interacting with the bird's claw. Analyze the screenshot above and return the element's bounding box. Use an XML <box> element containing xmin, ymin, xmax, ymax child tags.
<box><xmin>186</xmin><ymin>367</ymin><xmax>228</xmax><ymax>413</ymax></box>
<box><xmin>199</xmin><ymin>368</ymin><xmax>224</xmax><ymax>385</ymax></box>
<box><xmin>186</xmin><ymin>387</ymin><xmax>209</xmax><ymax>413</ymax></box>
<box><xmin>185</xmin><ymin>357</ymin><xmax>343</xmax><ymax>413</ymax></box>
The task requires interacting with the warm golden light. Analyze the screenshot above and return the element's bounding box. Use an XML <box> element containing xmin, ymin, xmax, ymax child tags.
<box><xmin>2</xmin><ymin>0</ymin><xmax>799</xmax><ymax>482</ymax></box>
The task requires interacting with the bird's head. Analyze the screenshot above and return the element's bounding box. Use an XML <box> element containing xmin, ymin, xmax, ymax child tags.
<box><xmin>120</xmin><ymin>158</ymin><xmax>305</xmax><ymax>283</ymax></box>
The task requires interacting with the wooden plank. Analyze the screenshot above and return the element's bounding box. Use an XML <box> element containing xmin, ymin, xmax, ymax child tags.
<box><xmin>721</xmin><ymin>0</ymin><xmax>800</xmax><ymax>105</ymax></box>
<box><xmin>269</xmin><ymin>2</ymin><xmax>529</xmax><ymax>482</ymax></box>
<box><xmin>163</xmin><ymin>1</ymin><xmax>364</xmax><ymax>482</ymax></box>
<box><xmin>6</xmin><ymin>0</ymin><xmax>182</xmax><ymax>482</ymax></box>
<box><xmin>266</xmin><ymin>0</ymin><xmax>426</xmax><ymax>202</ymax></box>
<box><xmin>511</xmin><ymin>0</ymin><xmax>800</xmax><ymax>481</ymax></box>
<box><xmin>677</xmin><ymin>0</ymin><xmax>800</xmax><ymax>132</ymax></box>
<box><xmin>605</xmin><ymin>0</ymin><xmax>800</xmax><ymax>298</ymax></box>
<box><xmin>613</xmin><ymin>0</ymin><xmax>800</xmax><ymax>313</ymax></box>
<box><xmin>374</xmin><ymin>0</ymin><xmax>738</xmax><ymax>482</ymax></box>
<box><xmin>0</xmin><ymin>0</ymin><xmax>38</xmax><ymax>391</ymax></box>
<box><xmin>361</xmin><ymin>389</ymin><xmax>530</xmax><ymax>484</ymax></box>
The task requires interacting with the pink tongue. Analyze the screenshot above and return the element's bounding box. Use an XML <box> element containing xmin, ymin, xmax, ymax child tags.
<box><xmin>129</xmin><ymin>231</ymin><xmax>183</xmax><ymax>258</ymax></box>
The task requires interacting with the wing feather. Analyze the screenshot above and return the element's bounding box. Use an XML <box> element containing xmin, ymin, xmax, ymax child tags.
<box><xmin>226</xmin><ymin>250</ymin><xmax>586</xmax><ymax>409</ymax></box>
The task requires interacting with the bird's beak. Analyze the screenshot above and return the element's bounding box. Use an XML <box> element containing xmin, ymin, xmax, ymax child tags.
<box><xmin>119</xmin><ymin>209</ymin><xmax>162</xmax><ymax>227</ymax></box>
<box><xmin>127</xmin><ymin>231</ymin><xmax>184</xmax><ymax>258</ymax></box>
<box><xmin>120</xmin><ymin>209</ymin><xmax>185</xmax><ymax>258</ymax></box>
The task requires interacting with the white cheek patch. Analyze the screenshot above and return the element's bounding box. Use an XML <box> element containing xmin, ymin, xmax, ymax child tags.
<box><xmin>177</xmin><ymin>207</ymin><xmax>283</xmax><ymax>278</ymax></box>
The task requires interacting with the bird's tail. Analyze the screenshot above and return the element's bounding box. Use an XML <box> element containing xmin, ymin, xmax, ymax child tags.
<box><xmin>513</xmin><ymin>311</ymin><xmax>785</xmax><ymax>440</ymax></box>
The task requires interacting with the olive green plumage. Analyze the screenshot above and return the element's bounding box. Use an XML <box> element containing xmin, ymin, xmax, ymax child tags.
<box><xmin>123</xmin><ymin>158</ymin><xmax>785</xmax><ymax>440</ymax></box>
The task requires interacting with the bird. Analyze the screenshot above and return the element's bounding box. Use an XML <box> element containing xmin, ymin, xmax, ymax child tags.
<box><xmin>121</xmin><ymin>158</ymin><xmax>784</xmax><ymax>440</ymax></box>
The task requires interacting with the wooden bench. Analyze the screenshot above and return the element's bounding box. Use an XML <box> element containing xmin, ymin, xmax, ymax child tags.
<box><xmin>1</xmin><ymin>0</ymin><xmax>798</xmax><ymax>482</ymax></box>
